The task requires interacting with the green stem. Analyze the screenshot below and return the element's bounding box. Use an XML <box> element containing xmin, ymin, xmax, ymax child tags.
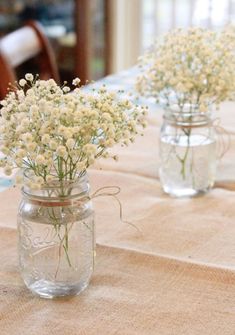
<box><xmin>180</xmin><ymin>129</ymin><xmax>191</xmax><ymax>179</ymax></box>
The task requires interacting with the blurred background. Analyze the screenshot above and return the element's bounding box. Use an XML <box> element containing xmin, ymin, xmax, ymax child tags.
<box><xmin>0</xmin><ymin>0</ymin><xmax>234</xmax><ymax>83</ymax></box>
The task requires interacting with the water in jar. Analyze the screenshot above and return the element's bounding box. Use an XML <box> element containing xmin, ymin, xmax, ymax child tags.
<box><xmin>159</xmin><ymin>133</ymin><xmax>216</xmax><ymax>197</ymax></box>
<box><xmin>18</xmin><ymin>207</ymin><xmax>94</xmax><ymax>299</ymax></box>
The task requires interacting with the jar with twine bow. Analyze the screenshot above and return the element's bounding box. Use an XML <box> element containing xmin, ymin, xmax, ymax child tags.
<box><xmin>18</xmin><ymin>172</ymin><xmax>138</xmax><ymax>299</ymax></box>
<box><xmin>136</xmin><ymin>26</ymin><xmax>235</xmax><ymax>197</ymax></box>
<box><xmin>0</xmin><ymin>74</ymin><xmax>147</xmax><ymax>298</ymax></box>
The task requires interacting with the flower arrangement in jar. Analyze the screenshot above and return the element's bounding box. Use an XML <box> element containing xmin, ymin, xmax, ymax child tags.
<box><xmin>0</xmin><ymin>74</ymin><xmax>147</xmax><ymax>298</ymax></box>
<box><xmin>136</xmin><ymin>27</ymin><xmax>235</xmax><ymax>197</ymax></box>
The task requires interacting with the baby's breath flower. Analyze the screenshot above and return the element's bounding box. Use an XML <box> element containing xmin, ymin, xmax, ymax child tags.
<box><xmin>49</xmin><ymin>140</ymin><xmax>57</xmax><ymax>150</ymax></box>
<box><xmin>0</xmin><ymin>158</ymin><xmax>6</xmax><ymax>167</ymax></box>
<box><xmin>56</xmin><ymin>145</ymin><xmax>67</xmax><ymax>157</ymax></box>
<box><xmin>16</xmin><ymin>149</ymin><xmax>26</xmax><ymax>158</ymax></box>
<box><xmin>30</xmin><ymin>105</ymin><xmax>39</xmax><ymax>113</ymax></box>
<box><xmin>63</xmin><ymin>86</ymin><xmax>71</xmax><ymax>93</ymax></box>
<box><xmin>102</xmin><ymin>152</ymin><xmax>109</xmax><ymax>158</ymax></box>
<box><xmin>26</xmin><ymin>142</ymin><xmax>37</xmax><ymax>152</ymax></box>
<box><xmin>25</xmin><ymin>73</ymin><xmax>34</xmax><ymax>81</ymax></box>
<box><xmin>66</xmin><ymin>138</ymin><xmax>75</xmax><ymax>149</ymax></box>
<box><xmin>19</xmin><ymin>79</ymin><xmax>27</xmax><ymax>87</ymax></box>
<box><xmin>63</xmin><ymin>129</ymin><xmax>73</xmax><ymax>140</ymax></box>
<box><xmin>0</xmin><ymin>75</ymin><xmax>146</xmax><ymax>183</ymax></box>
<box><xmin>72</xmin><ymin>78</ymin><xmax>81</xmax><ymax>86</ymax></box>
<box><xmin>21</xmin><ymin>119</ymin><xmax>30</xmax><ymax>128</ymax></box>
<box><xmin>18</xmin><ymin>103</ymin><xmax>27</xmax><ymax>112</ymax></box>
<box><xmin>0</xmin><ymin>100</ymin><xmax>7</xmax><ymax>106</ymax></box>
<box><xmin>34</xmin><ymin>176</ymin><xmax>44</xmax><ymax>185</ymax></box>
<box><xmin>136</xmin><ymin>26</ymin><xmax>235</xmax><ymax>111</ymax></box>
<box><xmin>105</xmin><ymin>139</ymin><xmax>115</xmax><ymax>147</ymax></box>
<box><xmin>1</xmin><ymin>147</ymin><xmax>10</xmax><ymax>155</ymax></box>
<box><xmin>76</xmin><ymin>161</ymin><xmax>86</xmax><ymax>170</ymax></box>
<box><xmin>83</xmin><ymin>144</ymin><xmax>97</xmax><ymax>155</ymax></box>
<box><xmin>4</xmin><ymin>166</ymin><xmax>12</xmax><ymax>176</ymax></box>
<box><xmin>35</xmin><ymin>155</ymin><xmax>46</xmax><ymax>165</ymax></box>
<box><xmin>42</xmin><ymin>134</ymin><xmax>51</xmax><ymax>145</ymax></box>
<box><xmin>48</xmin><ymin>79</ymin><xmax>56</xmax><ymax>86</ymax></box>
<box><xmin>22</xmin><ymin>133</ymin><xmax>33</xmax><ymax>143</ymax></box>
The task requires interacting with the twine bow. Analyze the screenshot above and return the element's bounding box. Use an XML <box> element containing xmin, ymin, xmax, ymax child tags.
<box><xmin>26</xmin><ymin>185</ymin><xmax>141</xmax><ymax>233</ymax></box>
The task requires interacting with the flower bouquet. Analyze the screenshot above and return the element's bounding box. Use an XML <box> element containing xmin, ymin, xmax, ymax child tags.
<box><xmin>0</xmin><ymin>74</ymin><xmax>147</xmax><ymax>297</ymax></box>
<box><xmin>136</xmin><ymin>27</ymin><xmax>235</xmax><ymax>197</ymax></box>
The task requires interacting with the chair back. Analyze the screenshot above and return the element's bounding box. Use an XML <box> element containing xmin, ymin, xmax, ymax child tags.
<box><xmin>0</xmin><ymin>21</ymin><xmax>60</xmax><ymax>99</ymax></box>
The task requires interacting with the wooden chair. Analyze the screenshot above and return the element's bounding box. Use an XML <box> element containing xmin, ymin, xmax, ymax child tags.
<box><xmin>0</xmin><ymin>20</ymin><xmax>60</xmax><ymax>99</ymax></box>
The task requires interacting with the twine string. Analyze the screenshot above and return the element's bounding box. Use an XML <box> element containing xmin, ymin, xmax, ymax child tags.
<box><xmin>91</xmin><ymin>186</ymin><xmax>142</xmax><ymax>234</ymax></box>
<box><xmin>212</xmin><ymin>118</ymin><xmax>231</xmax><ymax>160</ymax></box>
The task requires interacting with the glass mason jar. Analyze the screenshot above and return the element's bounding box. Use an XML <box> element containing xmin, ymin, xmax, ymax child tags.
<box><xmin>159</xmin><ymin>109</ymin><xmax>217</xmax><ymax>197</ymax></box>
<box><xmin>17</xmin><ymin>173</ymin><xmax>95</xmax><ymax>299</ymax></box>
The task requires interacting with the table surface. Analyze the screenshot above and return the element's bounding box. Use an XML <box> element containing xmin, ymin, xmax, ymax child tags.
<box><xmin>0</xmin><ymin>67</ymin><xmax>235</xmax><ymax>335</ymax></box>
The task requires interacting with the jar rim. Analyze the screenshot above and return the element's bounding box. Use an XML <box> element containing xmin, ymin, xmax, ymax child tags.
<box><xmin>163</xmin><ymin>111</ymin><xmax>212</xmax><ymax>127</ymax></box>
<box><xmin>21</xmin><ymin>189</ymin><xmax>90</xmax><ymax>205</ymax></box>
<box><xmin>22</xmin><ymin>170</ymin><xmax>90</xmax><ymax>201</ymax></box>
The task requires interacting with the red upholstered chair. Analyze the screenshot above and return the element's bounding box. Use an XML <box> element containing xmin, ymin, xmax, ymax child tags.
<box><xmin>0</xmin><ymin>20</ymin><xmax>60</xmax><ymax>99</ymax></box>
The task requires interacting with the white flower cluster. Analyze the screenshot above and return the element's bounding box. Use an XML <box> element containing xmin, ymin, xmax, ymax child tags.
<box><xmin>0</xmin><ymin>74</ymin><xmax>147</xmax><ymax>188</ymax></box>
<box><xmin>136</xmin><ymin>26</ymin><xmax>235</xmax><ymax>112</ymax></box>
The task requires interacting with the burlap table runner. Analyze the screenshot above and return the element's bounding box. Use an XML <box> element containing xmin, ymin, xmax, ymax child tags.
<box><xmin>0</xmin><ymin>228</ymin><xmax>235</xmax><ymax>335</ymax></box>
<box><xmin>0</xmin><ymin>74</ymin><xmax>235</xmax><ymax>333</ymax></box>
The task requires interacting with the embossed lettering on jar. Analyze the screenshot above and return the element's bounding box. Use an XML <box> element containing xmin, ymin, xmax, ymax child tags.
<box><xmin>17</xmin><ymin>173</ymin><xmax>95</xmax><ymax>299</ymax></box>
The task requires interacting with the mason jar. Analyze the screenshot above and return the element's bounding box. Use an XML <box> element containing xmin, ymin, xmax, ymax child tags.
<box><xmin>17</xmin><ymin>173</ymin><xmax>95</xmax><ymax>299</ymax></box>
<box><xmin>159</xmin><ymin>109</ymin><xmax>217</xmax><ymax>197</ymax></box>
